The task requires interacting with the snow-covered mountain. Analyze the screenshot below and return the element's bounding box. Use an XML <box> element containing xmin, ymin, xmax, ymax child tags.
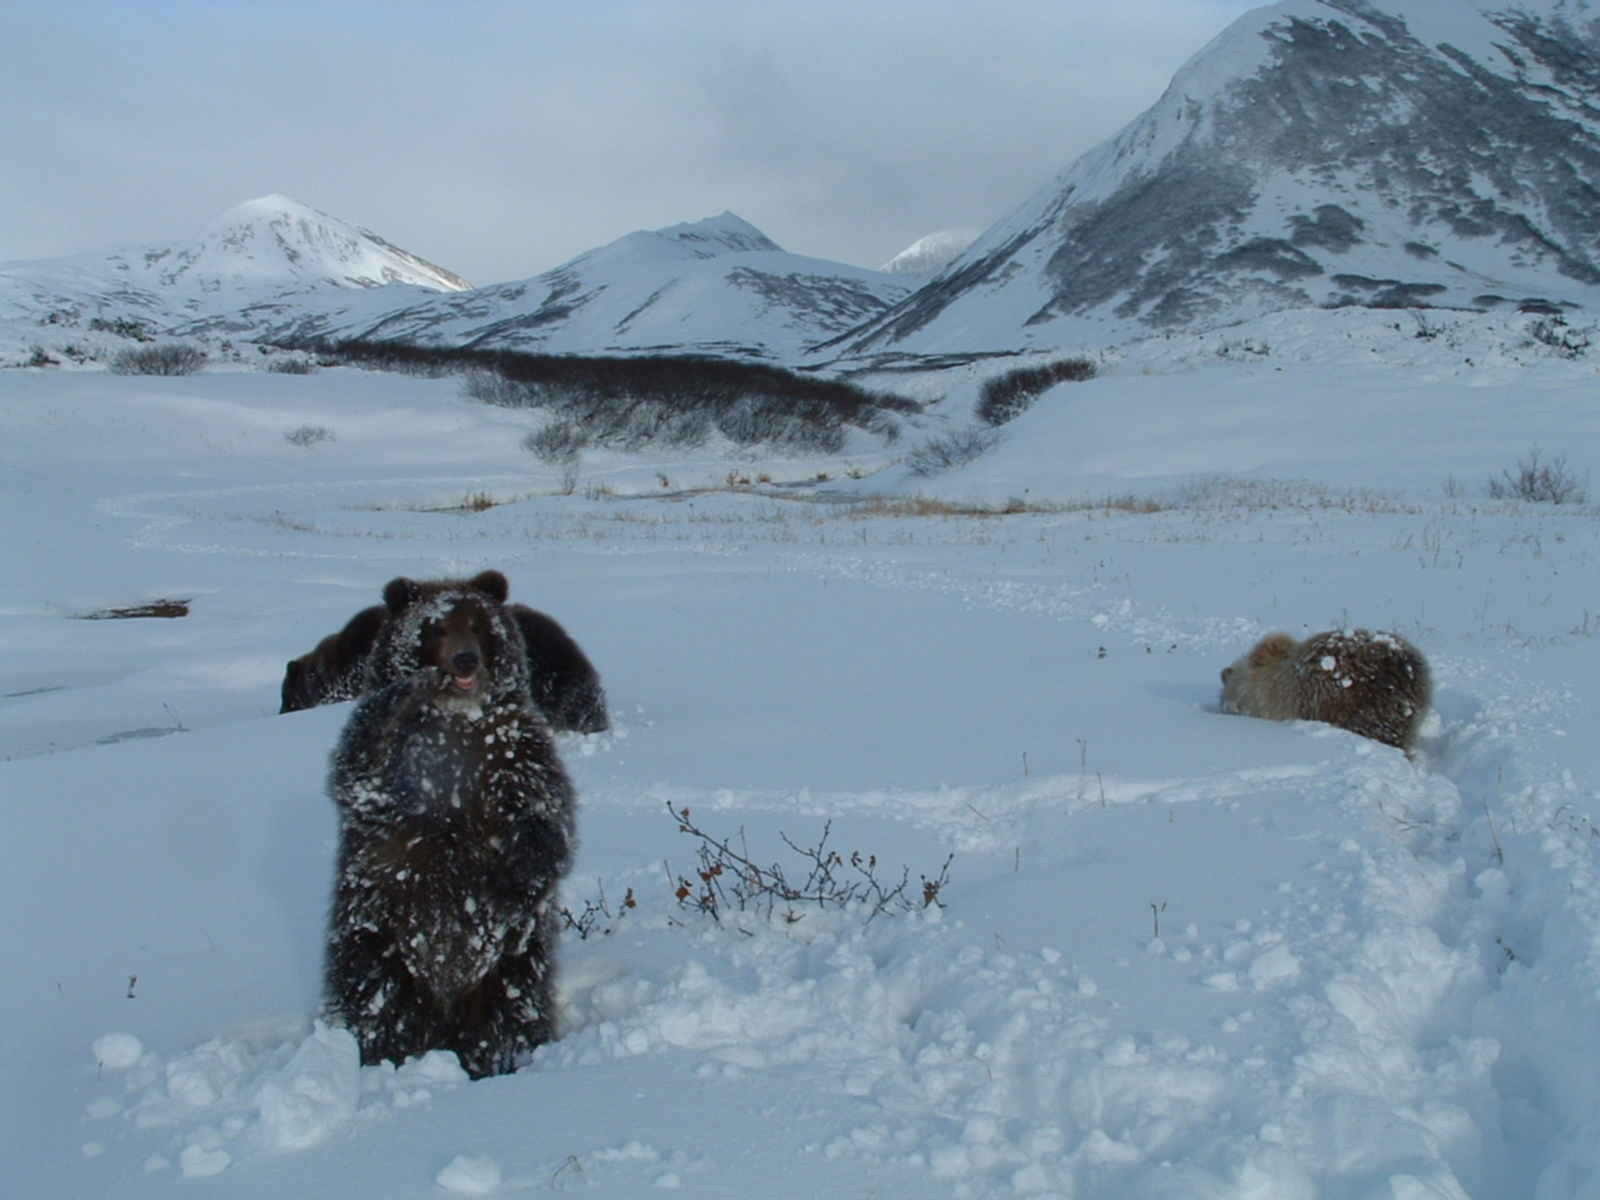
<box><xmin>116</xmin><ymin>194</ymin><xmax>469</xmax><ymax>297</ymax></box>
<box><xmin>833</xmin><ymin>0</ymin><xmax>1600</xmax><ymax>356</ymax></box>
<box><xmin>1</xmin><ymin>195</ymin><xmax>468</xmax><ymax>356</ymax></box>
<box><xmin>262</xmin><ymin>212</ymin><xmax>913</xmax><ymax>361</ymax></box>
<box><xmin>878</xmin><ymin>229</ymin><xmax>980</xmax><ymax>277</ymax></box>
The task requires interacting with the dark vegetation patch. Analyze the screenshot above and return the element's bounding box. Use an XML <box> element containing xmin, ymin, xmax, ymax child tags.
<box><xmin>1486</xmin><ymin>446</ymin><xmax>1588</xmax><ymax>504</ymax></box>
<box><xmin>1214</xmin><ymin>238</ymin><xmax>1324</xmax><ymax>280</ymax></box>
<box><xmin>109</xmin><ymin>344</ymin><xmax>208</xmax><ymax>376</ymax></box>
<box><xmin>1526</xmin><ymin>314</ymin><xmax>1591</xmax><ymax>357</ymax></box>
<box><xmin>904</xmin><ymin>427</ymin><xmax>1001</xmax><ymax>476</ymax></box>
<box><xmin>282</xmin><ymin>339</ymin><xmax>921</xmax><ymax>453</ymax></box>
<box><xmin>2</xmin><ymin>685</ymin><xmax>67</xmax><ymax>700</ymax></box>
<box><xmin>284</xmin><ymin>424</ymin><xmax>335</xmax><ymax>447</ymax></box>
<box><xmin>1327</xmin><ymin>277</ymin><xmax>1450</xmax><ymax>310</ymax></box>
<box><xmin>88</xmin><ymin>317</ymin><xmax>155</xmax><ymax>341</ymax></box>
<box><xmin>80</xmin><ymin>600</ymin><xmax>191</xmax><ymax>620</ymax></box>
<box><xmin>975</xmin><ymin>357</ymin><xmax>1098</xmax><ymax>426</ymax></box>
<box><xmin>1288</xmin><ymin>205</ymin><xmax>1364</xmax><ymax>252</ymax></box>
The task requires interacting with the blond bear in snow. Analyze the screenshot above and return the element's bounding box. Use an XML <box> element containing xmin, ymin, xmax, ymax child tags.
<box><xmin>1219</xmin><ymin>628</ymin><xmax>1431</xmax><ymax>752</ymax></box>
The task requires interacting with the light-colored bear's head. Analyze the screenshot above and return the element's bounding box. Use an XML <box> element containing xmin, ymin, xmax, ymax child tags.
<box><xmin>1219</xmin><ymin>632</ymin><xmax>1296</xmax><ymax>714</ymax></box>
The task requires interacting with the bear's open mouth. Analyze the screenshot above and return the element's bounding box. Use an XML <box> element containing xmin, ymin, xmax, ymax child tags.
<box><xmin>451</xmin><ymin>671</ymin><xmax>478</xmax><ymax>693</ymax></box>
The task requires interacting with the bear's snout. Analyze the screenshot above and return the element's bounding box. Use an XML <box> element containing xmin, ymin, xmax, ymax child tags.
<box><xmin>451</xmin><ymin>649</ymin><xmax>480</xmax><ymax>676</ymax></box>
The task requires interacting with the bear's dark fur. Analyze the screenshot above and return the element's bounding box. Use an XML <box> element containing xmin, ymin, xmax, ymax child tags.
<box><xmin>507</xmin><ymin>604</ymin><xmax>609</xmax><ymax>734</ymax></box>
<box><xmin>323</xmin><ymin>573</ymin><xmax>577</xmax><ymax>1079</ymax></box>
<box><xmin>1220</xmin><ymin>628</ymin><xmax>1431</xmax><ymax>753</ymax></box>
<box><xmin>280</xmin><ymin>605</ymin><xmax>388</xmax><ymax>714</ymax></box>
<box><xmin>281</xmin><ymin>569</ymin><xmax>609</xmax><ymax>732</ymax></box>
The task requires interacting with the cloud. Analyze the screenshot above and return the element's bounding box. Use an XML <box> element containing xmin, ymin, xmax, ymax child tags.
<box><xmin>1</xmin><ymin>0</ymin><xmax>1262</xmax><ymax>283</ymax></box>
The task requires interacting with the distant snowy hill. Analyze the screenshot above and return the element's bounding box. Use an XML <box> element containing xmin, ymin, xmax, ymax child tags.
<box><xmin>264</xmin><ymin>212</ymin><xmax>914</xmax><ymax>361</ymax></box>
<box><xmin>878</xmin><ymin>229</ymin><xmax>980</xmax><ymax>278</ymax></box>
<box><xmin>119</xmin><ymin>195</ymin><xmax>469</xmax><ymax>298</ymax></box>
<box><xmin>0</xmin><ymin>195</ymin><xmax>468</xmax><ymax>357</ymax></box>
<box><xmin>833</xmin><ymin>0</ymin><xmax>1600</xmax><ymax>356</ymax></box>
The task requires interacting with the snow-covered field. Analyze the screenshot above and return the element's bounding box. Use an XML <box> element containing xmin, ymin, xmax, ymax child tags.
<box><xmin>7</xmin><ymin>308</ymin><xmax>1600</xmax><ymax>1198</ymax></box>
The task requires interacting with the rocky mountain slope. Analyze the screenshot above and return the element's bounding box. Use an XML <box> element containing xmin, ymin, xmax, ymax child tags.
<box><xmin>830</xmin><ymin>0</ymin><xmax>1600</xmax><ymax>357</ymax></box>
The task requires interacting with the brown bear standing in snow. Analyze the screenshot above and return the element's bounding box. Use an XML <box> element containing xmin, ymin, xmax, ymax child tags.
<box><xmin>322</xmin><ymin>570</ymin><xmax>576</xmax><ymax>1079</ymax></box>
<box><xmin>280</xmin><ymin>569</ymin><xmax>609</xmax><ymax>733</ymax></box>
<box><xmin>1219</xmin><ymin>628</ymin><xmax>1431</xmax><ymax>753</ymax></box>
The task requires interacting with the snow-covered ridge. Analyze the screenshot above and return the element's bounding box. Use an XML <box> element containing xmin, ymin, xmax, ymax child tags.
<box><xmin>261</xmin><ymin>212</ymin><xmax>913</xmax><ymax>360</ymax></box>
<box><xmin>836</xmin><ymin>0</ymin><xmax>1600</xmax><ymax>355</ymax></box>
<box><xmin>2</xmin><ymin>204</ymin><xmax>910</xmax><ymax>365</ymax></box>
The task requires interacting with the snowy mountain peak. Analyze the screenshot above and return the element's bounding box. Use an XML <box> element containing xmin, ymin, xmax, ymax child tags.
<box><xmin>176</xmin><ymin>194</ymin><xmax>471</xmax><ymax>293</ymax></box>
<box><xmin>879</xmin><ymin>229</ymin><xmax>981</xmax><ymax>277</ymax></box>
<box><xmin>657</xmin><ymin>211</ymin><xmax>783</xmax><ymax>256</ymax></box>
<box><xmin>207</xmin><ymin>193</ymin><xmax>323</xmax><ymax>229</ymax></box>
<box><xmin>573</xmin><ymin>212</ymin><xmax>785</xmax><ymax>272</ymax></box>
<box><xmin>0</xmin><ymin>195</ymin><xmax>474</xmax><ymax>355</ymax></box>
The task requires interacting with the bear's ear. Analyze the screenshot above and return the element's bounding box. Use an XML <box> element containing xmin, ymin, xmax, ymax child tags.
<box><xmin>383</xmin><ymin>577</ymin><xmax>423</xmax><ymax>613</ymax></box>
<box><xmin>1248</xmin><ymin>633</ymin><xmax>1296</xmax><ymax>667</ymax></box>
<box><xmin>468</xmin><ymin>569</ymin><xmax>510</xmax><ymax>605</ymax></box>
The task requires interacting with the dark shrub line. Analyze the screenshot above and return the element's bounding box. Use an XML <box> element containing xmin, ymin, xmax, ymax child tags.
<box><xmin>280</xmin><ymin>339</ymin><xmax>922</xmax><ymax>454</ymax></box>
<box><xmin>109</xmin><ymin>344</ymin><xmax>208</xmax><ymax>376</ymax></box>
<box><xmin>975</xmin><ymin>356</ymin><xmax>1097</xmax><ymax>426</ymax></box>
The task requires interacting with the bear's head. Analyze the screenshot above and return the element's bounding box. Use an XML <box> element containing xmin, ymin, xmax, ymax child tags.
<box><xmin>280</xmin><ymin>657</ymin><xmax>319</xmax><ymax>714</ymax></box>
<box><xmin>367</xmin><ymin>570</ymin><xmax>528</xmax><ymax>706</ymax></box>
<box><xmin>1219</xmin><ymin>632</ymin><xmax>1295</xmax><ymax>714</ymax></box>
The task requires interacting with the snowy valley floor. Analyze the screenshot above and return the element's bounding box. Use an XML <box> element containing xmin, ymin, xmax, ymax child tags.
<box><xmin>5</xmin><ymin>323</ymin><xmax>1600</xmax><ymax>1198</ymax></box>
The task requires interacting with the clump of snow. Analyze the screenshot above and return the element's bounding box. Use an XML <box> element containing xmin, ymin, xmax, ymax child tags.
<box><xmin>92</xmin><ymin>1032</ymin><xmax>144</xmax><ymax>1070</ymax></box>
<box><xmin>179</xmin><ymin>1143</ymin><xmax>232</xmax><ymax>1178</ymax></box>
<box><xmin>252</xmin><ymin>1021</ymin><xmax>360</xmax><ymax>1152</ymax></box>
<box><xmin>436</xmin><ymin>1154</ymin><xmax>502</xmax><ymax>1194</ymax></box>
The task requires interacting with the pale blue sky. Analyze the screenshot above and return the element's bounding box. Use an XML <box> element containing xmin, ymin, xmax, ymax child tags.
<box><xmin>3</xmin><ymin>0</ymin><xmax>1264</xmax><ymax>284</ymax></box>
